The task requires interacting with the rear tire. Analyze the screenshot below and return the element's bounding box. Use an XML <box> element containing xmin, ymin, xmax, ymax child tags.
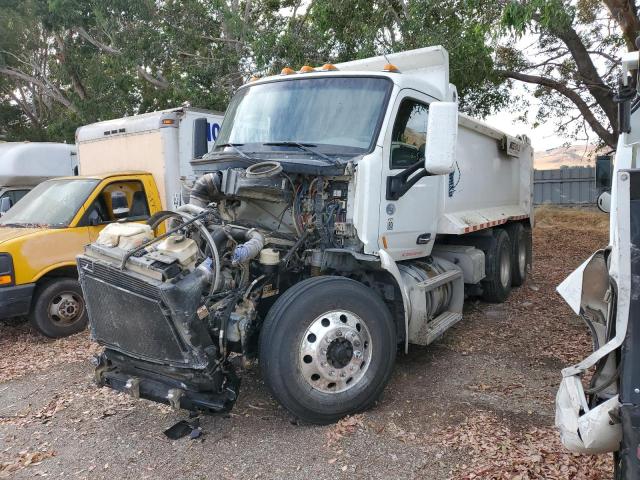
<box><xmin>259</xmin><ymin>276</ymin><xmax>396</xmax><ymax>424</ymax></box>
<box><xmin>481</xmin><ymin>229</ymin><xmax>512</xmax><ymax>303</ymax></box>
<box><xmin>29</xmin><ymin>278</ymin><xmax>88</xmax><ymax>338</ymax></box>
<box><xmin>505</xmin><ymin>222</ymin><xmax>531</xmax><ymax>287</ymax></box>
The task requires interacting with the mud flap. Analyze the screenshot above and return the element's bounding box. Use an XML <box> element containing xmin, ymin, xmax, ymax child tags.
<box><xmin>555</xmin><ymin>375</ymin><xmax>621</xmax><ymax>453</ymax></box>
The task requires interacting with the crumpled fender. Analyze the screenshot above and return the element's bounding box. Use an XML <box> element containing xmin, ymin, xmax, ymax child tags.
<box><xmin>555</xmin><ymin>375</ymin><xmax>621</xmax><ymax>453</ymax></box>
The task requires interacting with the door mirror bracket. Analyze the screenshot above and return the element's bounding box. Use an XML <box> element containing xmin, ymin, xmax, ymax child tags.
<box><xmin>386</xmin><ymin>161</ymin><xmax>429</xmax><ymax>200</ymax></box>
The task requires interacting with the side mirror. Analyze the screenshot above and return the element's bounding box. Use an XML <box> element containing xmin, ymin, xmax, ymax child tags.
<box><xmin>424</xmin><ymin>102</ymin><xmax>458</xmax><ymax>175</ymax></box>
<box><xmin>193</xmin><ymin>117</ymin><xmax>209</xmax><ymax>159</ymax></box>
<box><xmin>595</xmin><ymin>155</ymin><xmax>613</xmax><ymax>191</ymax></box>
<box><xmin>597</xmin><ymin>191</ymin><xmax>611</xmax><ymax>213</ymax></box>
<box><xmin>0</xmin><ymin>197</ymin><xmax>13</xmax><ymax>214</ymax></box>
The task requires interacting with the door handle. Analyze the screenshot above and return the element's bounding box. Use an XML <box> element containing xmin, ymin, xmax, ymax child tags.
<box><xmin>416</xmin><ymin>233</ymin><xmax>431</xmax><ymax>245</ymax></box>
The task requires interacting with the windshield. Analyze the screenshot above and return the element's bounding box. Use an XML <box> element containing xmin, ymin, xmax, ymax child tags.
<box><xmin>214</xmin><ymin>76</ymin><xmax>392</xmax><ymax>155</ymax></box>
<box><xmin>0</xmin><ymin>179</ymin><xmax>99</xmax><ymax>227</ymax></box>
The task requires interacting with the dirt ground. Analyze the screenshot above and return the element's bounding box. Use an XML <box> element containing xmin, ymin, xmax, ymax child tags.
<box><xmin>0</xmin><ymin>207</ymin><xmax>613</xmax><ymax>479</ymax></box>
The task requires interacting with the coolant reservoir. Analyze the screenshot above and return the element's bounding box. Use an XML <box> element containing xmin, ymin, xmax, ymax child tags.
<box><xmin>155</xmin><ymin>235</ymin><xmax>198</xmax><ymax>267</ymax></box>
<box><xmin>96</xmin><ymin>223</ymin><xmax>153</xmax><ymax>249</ymax></box>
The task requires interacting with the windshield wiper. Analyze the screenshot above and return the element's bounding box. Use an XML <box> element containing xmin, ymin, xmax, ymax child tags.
<box><xmin>263</xmin><ymin>142</ymin><xmax>336</xmax><ymax>164</ymax></box>
<box><xmin>215</xmin><ymin>143</ymin><xmax>259</xmax><ymax>163</ymax></box>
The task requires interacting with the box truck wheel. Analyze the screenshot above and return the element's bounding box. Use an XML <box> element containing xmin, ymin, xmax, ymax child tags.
<box><xmin>29</xmin><ymin>278</ymin><xmax>88</xmax><ymax>338</ymax></box>
<box><xmin>481</xmin><ymin>229</ymin><xmax>512</xmax><ymax>303</ymax></box>
<box><xmin>505</xmin><ymin>223</ymin><xmax>531</xmax><ymax>287</ymax></box>
<box><xmin>259</xmin><ymin>276</ymin><xmax>396</xmax><ymax>424</ymax></box>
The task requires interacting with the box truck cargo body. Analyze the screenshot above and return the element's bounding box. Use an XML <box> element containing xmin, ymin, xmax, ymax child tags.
<box><xmin>76</xmin><ymin>107</ymin><xmax>224</xmax><ymax>210</ymax></box>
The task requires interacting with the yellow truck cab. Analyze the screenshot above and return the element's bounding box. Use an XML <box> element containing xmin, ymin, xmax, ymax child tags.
<box><xmin>0</xmin><ymin>172</ymin><xmax>162</xmax><ymax>337</ymax></box>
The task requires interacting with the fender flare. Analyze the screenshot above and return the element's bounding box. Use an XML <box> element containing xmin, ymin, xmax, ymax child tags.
<box><xmin>378</xmin><ymin>250</ymin><xmax>412</xmax><ymax>353</ymax></box>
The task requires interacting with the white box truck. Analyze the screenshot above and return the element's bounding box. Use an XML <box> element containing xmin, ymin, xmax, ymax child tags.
<box><xmin>76</xmin><ymin>107</ymin><xmax>224</xmax><ymax>209</ymax></box>
<box><xmin>0</xmin><ymin>142</ymin><xmax>77</xmax><ymax>213</ymax></box>
<box><xmin>78</xmin><ymin>46</ymin><xmax>534</xmax><ymax>424</ymax></box>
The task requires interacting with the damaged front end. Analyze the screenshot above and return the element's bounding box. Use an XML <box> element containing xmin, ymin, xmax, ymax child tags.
<box><xmin>78</xmin><ymin>158</ymin><xmax>361</xmax><ymax>416</ymax></box>
<box><xmin>78</xmin><ymin>212</ymin><xmax>246</xmax><ymax>413</ymax></box>
<box><xmin>555</xmin><ymin>167</ymin><xmax>636</xmax><ymax>455</ymax></box>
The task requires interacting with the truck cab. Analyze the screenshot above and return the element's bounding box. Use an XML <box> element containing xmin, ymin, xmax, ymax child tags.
<box><xmin>0</xmin><ymin>172</ymin><xmax>161</xmax><ymax>337</ymax></box>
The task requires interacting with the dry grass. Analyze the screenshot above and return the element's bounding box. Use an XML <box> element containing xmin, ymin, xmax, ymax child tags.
<box><xmin>0</xmin><ymin>321</ymin><xmax>100</xmax><ymax>383</ymax></box>
<box><xmin>534</xmin><ymin>205</ymin><xmax>609</xmax><ymax>231</ymax></box>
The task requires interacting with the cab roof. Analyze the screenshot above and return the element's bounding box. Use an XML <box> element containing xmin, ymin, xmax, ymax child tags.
<box><xmin>247</xmin><ymin>46</ymin><xmax>456</xmax><ymax>102</ymax></box>
<box><xmin>54</xmin><ymin>170</ymin><xmax>152</xmax><ymax>181</ymax></box>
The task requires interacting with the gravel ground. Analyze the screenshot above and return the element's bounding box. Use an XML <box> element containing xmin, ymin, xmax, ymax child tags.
<box><xmin>0</xmin><ymin>208</ymin><xmax>613</xmax><ymax>479</ymax></box>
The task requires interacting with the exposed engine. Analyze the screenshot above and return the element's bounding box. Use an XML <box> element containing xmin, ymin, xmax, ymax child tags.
<box><xmin>78</xmin><ymin>161</ymin><xmax>361</xmax><ymax>413</ymax></box>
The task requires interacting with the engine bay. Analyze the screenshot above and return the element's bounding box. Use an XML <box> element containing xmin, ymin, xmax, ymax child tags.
<box><xmin>78</xmin><ymin>161</ymin><xmax>362</xmax><ymax>413</ymax></box>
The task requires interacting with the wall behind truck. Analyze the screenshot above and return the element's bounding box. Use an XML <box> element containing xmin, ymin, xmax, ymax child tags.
<box><xmin>533</xmin><ymin>167</ymin><xmax>597</xmax><ymax>205</ymax></box>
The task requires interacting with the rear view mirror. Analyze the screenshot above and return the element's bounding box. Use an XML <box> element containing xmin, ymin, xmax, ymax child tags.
<box><xmin>424</xmin><ymin>102</ymin><xmax>458</xmax><ymax>175</ymax></box>
<box><xmin>597</xmin><ymin>191</ymin><xmax>611</xmax><ymax>214</ymax></box>
<box><xmin>595</xmin><ymin>155</ymin><xmax>613</xmax><ymax>191</ymax></box>
<box><xmin>0</xmin><ymin>197</ymin><xmax>13</xmax><ymax>214</ymax></box>
<box><xmin>193</xmin><ymin>118</ymin><xmax>209</xmax><ymax>159</ymax></box>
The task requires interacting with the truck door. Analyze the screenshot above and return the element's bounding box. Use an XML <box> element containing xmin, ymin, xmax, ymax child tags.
<box><xmin>79</xmin><ymin>179</ymin><xmax>152</xmax><ymax>242</ymax></box>
<box><xmin>379</xmin><ymin>90</ymin><xmax>442</xmax><ymax>260</ymax></box>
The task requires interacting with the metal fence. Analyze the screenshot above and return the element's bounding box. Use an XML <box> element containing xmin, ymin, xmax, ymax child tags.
<box><xmin>533</xmin><ymin>166</ymin><xmax>597</xmax><ymax>205</ymax></box>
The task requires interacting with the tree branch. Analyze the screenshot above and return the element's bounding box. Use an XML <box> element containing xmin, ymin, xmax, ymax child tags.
<box><xmin>74</xmin><ymin>26</ymin><xmax>122</xmax><ymax>54</ymax></box>
<box><xmin>0</xmin><ymin>66</ymin><xmax>78</xmax><ymax>113</ymax></box>
<box><xmin>602</xmin><ymin>0</ymin><xmax>640</xmax><ymax>50</ymax></box>
<box><xmin>136</xmin><ymin>67</ymin><xmax>169</xmax><ymax>89</ymax></box>
<box><xmin>499</xmin><ymin>70</ymin><xmax>617</xmax><ymax>148</ymax></box>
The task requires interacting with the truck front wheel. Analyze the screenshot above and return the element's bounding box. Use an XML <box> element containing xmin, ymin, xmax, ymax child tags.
<box><xmin>29</xmin><ymin>278</ymin><xmax>88</xmax><ymax>338</ymax></box>
<box><xmin>259</xmin><ymin>276</ymin><xmax>396</xmax><ymax>424</ymax></box>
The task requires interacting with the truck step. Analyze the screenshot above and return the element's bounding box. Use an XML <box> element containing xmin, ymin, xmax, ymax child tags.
<box><xmin>425</xmin><ymin>311</ymin><xmax>463</xmax><ymax>345</ymax></box>
<box><xmin>414</xmin><ymin>269</ymin><xmax>462</xmax><ymax>291</ymax></box>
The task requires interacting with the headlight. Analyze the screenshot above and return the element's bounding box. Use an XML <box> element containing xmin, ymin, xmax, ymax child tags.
<box><xmin>0</xmin><ymin>254</ymin><xmax>14</xmax><ymax>286</ymax></box>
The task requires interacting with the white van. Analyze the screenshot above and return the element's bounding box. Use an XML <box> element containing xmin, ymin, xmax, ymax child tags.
<box><xmin>0</xmin><ymin>142</ymin><xmax>77</xmax><ymax>214</ymax></box>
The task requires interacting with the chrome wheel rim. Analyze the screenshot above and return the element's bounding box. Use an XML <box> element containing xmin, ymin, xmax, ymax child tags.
<box><xmin>518</xmin><ymin>243</ymin><xmax>527</xmax><ymax>277</ymax></box>
<box><xmin>299</xmin><ymin>310</ymin><xmax>372</xmax><ymax>393</ymax></box>
<box><xmin>48</xmin><ymin>291</ymin><xmax>84</xmax><ymax>325</ymax></box>
<box><xmin>500</xmin><ymin>249</ymin><xmax>511</xmax><ymax>288</ymax></box>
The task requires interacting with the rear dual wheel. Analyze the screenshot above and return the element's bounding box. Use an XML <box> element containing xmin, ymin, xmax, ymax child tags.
<box><xmin>481</xmin><ymin>229</ymin><xmax>513</xmax><ymax>303</ymax></box>
<box><xmin>506</xmin><ymin>222</ymin><xmax>532</xmax><ymax>287</ymax></box>
<box><xmin>259</xmin><ymin>276</ymin><xmax>396</xmax><ymax>424</ymax></box>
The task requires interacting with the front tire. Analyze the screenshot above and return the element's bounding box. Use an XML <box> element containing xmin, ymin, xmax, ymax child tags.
<box><xmin>259</xmin><ymin>276</ymin><xmax>396</xmax><ymax>424</ymax></box>
<box><xmin>29</xmin><ymin>278</ymin><xmax>88</xmax><ymax>338</ymax></box>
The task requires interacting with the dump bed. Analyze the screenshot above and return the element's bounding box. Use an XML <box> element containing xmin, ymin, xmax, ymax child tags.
<box><xmin>437</xmin><ymin>114</ymin><xmax>533</xmax><ymax>235</ymax></box>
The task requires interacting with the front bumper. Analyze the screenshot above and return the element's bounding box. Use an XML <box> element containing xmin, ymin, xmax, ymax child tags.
<box><xmin>0</xmin><ymin>283</ymin><xmax>35</xmax><ymax>318</ymax></box>
<box><xmin>94</xmin><ymin>349</ymin><xmax>240</xmax><ymax>414</ymax></box>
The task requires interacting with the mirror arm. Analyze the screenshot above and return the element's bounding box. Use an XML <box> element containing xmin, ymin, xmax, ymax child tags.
<box><xmin>386</xmin><ymin>161</ymin><xmax>431</xmax><ymax>200</ymax></box>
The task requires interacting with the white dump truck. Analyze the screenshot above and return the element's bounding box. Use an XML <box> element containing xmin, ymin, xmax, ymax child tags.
<box><xmin>0</xmin><ymin>142</ymin><xmax>77</xmax><ymax>214</ymax></box>
<box><xmin>76</xmin><ymin>107</ymin><xmax>224</xmax><ymax>209</ymax></box>
<box><xmin>77</xmin><ymin>46</ymin><xmax>533</xmax><ymax>424</ymax></box>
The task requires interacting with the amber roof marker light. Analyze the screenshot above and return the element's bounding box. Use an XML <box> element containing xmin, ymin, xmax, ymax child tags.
<box><xmin>383</xmin><ymin>63</ymin><xmax>400</xmax><ymax>72</ymax></box>
<box><xmin>321</xmin><ymin>63</ymin><xmax>338</xmax><ymax>71</ymax></box>
<box><xmin>299</xmin><ymin>65</ymin><xmax>315</xmax><ymax>73</ymax></box>
<box><xmin>281</xmin><ymin>67</ymin><xmax>295</xmax><ymax>75</ymax></box>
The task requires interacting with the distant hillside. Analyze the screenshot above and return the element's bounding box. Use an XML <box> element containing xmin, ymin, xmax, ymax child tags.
<box><xmin>534</xmin><ymin>144</ymin><xmax>603</xmax><ymax>169</ymax></box>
